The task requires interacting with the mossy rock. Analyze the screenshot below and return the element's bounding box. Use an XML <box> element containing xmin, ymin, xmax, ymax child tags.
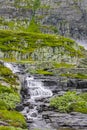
<box><xmin>0</xmin><ymin>126</ymin><xmax>27</xmax><ymax>130</ymax></box>
<box><xmin>0</xmin><ymin>110</ymin><xmax>27</xmax><ymax>128</ymax></box>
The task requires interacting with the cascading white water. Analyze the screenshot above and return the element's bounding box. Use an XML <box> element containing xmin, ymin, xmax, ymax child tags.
<box><xmin>4</xmin><ymin>62</ymin><xmax>20</xmax><ymax>73</ymax></box>
<box><xmin>25</xmin><ymin>75</ymin><xmax>53</xmax><ymax>99</ymax></box>
<box><xmin>76</xmin><ymin>39</ymin><xmax>87</xmax><ymax>50</ymax></box>
<box><xmin>4</xmin><ymin>62</ymin><xmax>54</xmax><ymax>129</ymax></box>
<box><xmin>24</xmin><ymin>75</ymin><xmax>53</xmax><ymax>119</ymax></box>
<box><xmin>23</xmin><ymin>75</ymin><xmax>53</xmax><ymax>130</ymax></box>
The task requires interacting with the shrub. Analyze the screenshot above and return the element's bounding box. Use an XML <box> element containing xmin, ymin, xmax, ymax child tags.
<box><xmin>0</xmin><ymin>126</ymin><xmax>27</xmax><ymax>130</ymax></box>
<box><xmin>0</xmin><ymin>85</ymin><xmax>20</xmax><ymax>110</ymax></box>
<box><xmin>50</xmin><ymin>91</ymin><xmax>87</xmax><ymax>113</ymax></box>
<box><xmin>0</xmin><ymin>92</ymin><xmax>20</xmax><ymax>110</ymax></box>
<box><xmin>0</xmin><ymin>110</ymin><xmax>27</xmax><ymax>128</ymax></box>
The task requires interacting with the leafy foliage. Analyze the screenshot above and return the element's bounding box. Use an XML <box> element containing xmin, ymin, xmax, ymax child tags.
<box><xmin>0</xmin><ymin>110</ymin><xmax>26</xmax><ymax>128</ymax></box>
<box><xmin>61</xmin><ymin>73</ymin><xmax>87</xmax><ymax>79</ymax></box>
<box><xmin>50</xmin><ymin>91</ymin><xmax>87</xmax><ymax>113</ymax></box>
<box><xmin>27</xmin><ymin>18</ymin><xmax>40</xmax><ymax>33</ymax></box>
<box><xmin>0</xmin><ymin>64</ymin><xmax>18</xmax><ymax>86</ymax></box>
<box><xmin>53</xmin><ymin>62</ymin><xmax>75</xmax><ymax>68</ymax></box>
<box><xmin>0</xmin><ymin>84</ymin><xmax>20</xmax><ymax>110</ymax></box>
<box><xmin>0</xmin><ymin>126</ymin><xmax>27</xmax><ymax>130</ymax></box>
<box><xmin>35</xmin><ymin>69</ymin><xmax>53</xmax><ymax>75</ymax></box>
<box><xmin>0</xmin><ymin>30</ymin><xmax>83</xmax><ymax>61</ymax></box>
<box><xmin>0</xmin><ymin>92</ymin><xmax>20</xmax><ymax>110</ymax></box>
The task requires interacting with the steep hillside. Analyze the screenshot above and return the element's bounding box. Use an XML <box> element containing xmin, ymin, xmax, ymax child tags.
<box><xmin>0</xmin><ymin>0</ymin><xmax>87</xmax><ymax>41</ymax></box>
<box><xmin>0</xmin><ymin>30</ymin><xmax>84</xmax><ymax>64</ymax></box>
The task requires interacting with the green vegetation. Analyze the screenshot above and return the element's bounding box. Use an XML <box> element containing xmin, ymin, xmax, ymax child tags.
<box><xmin>35</xmin><ymin>69</ymin><xmax>53</xmax><ymax>75</ymax></box>
<box><xmin>0</xmin><ymin>92</ymin><xmax>20</xmax><ymax>110</ymax></box>
<box><xmin>53</xmin><ymin>62</ymin><xmax>75</xmax><ymax>68</ymax></box>
<box><xmin>0</xmin><ymin>110</ymin><xmax>26</xmax><ymax>128</ymax></box>
<box><xmin>0</xmin><ymin>126</ymin><xmax>27</xmax><ymax>130</ymax></box>
<box><xmin>0</xmin><ymin>63</ymin><xmax>18</xmax><ymax>86</ymax></box>
<box><xmin>50</xmin><ymin>91</ymin><xmax>87</xmax><ymax>113</ymax></box>
<box><xmin>0</xmin><ymin>84</ymin><xmax>20</xmax><ymax>110</ymax></box>
<box><xmin>0</xmin><ymin>30</ymin><xmax>83</xmax><ymax>62</ymax></box>
<box><xmin>14</xmin><ymin>0</ymin><xmax>34</xmax><ymax>9</ymax></box>
<box><xmin>14</xmin><ymin>0</ymin><xmax>41</xmax><ymax>11</ymax></box>
<box><xmin>0</xmin><ymin>84</ymin><xmax>27</xmax><ymax>129</ymax></box>
<box><xmin>0</xmin><ymin>65</ymin><xmax>27</xmax><ymax>130</ymax></box>
<box><xmin>61</xmin><ymin>73</ymin><xmax>87</xmax><ymax>79</ymax></box>
<box><xmin>33</xmin><ymin>0</ymin><xmax>40</xmax><ymax>11</ymax></box>
<box><xmin>27</xmin><ymin>18</ymin><xmax>40</xmax><ymax>33</ymax></box>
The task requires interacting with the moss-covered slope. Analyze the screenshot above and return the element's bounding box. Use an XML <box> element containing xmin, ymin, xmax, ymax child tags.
<box><xmin>0</xmin><ymin>62</ymin><xmax>27</xmax><ymax>130</ymax></box>
<box><xmin>0</xmin><ymin>30</ymin><xmax>84</xmax><ymax>63</ymax></box>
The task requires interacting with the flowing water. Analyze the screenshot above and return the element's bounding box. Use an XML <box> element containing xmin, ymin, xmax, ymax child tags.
<box><xmin>21</xmin><ymin>75</ymin><xmax>54</xmax><ymax>130</ymax></box>
<box><xmin>4</xmin><ymin>62</ymin><xmax>84</xmax><ymax>130</ymax></box>
<box><xmin>4</xmin><ymin>62</ymin><xmax>55</xmax><ymax>129</ymax></box>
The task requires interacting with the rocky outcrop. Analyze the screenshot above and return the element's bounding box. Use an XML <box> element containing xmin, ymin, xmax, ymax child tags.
<box><xmin>0</xmin><ymin>0</ymin><xmax>87</xmax><ymax>41</ymax></box>
<box><xmin>42</xmin><ymin>111</ymin><xmax>87</xmax><ymax>130</ymax></box>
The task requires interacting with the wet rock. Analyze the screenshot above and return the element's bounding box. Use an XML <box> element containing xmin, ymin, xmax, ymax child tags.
<box><xmin>27</xmin><ymin>119</ymin><xmax>34</xmax><ymax>123</ymax></box>
<box><xmin>30</xmin><ymin>112</ymin><xmax>37</xmax><ymax>117</ymax></box>
<box><xmin>0</xmin><ymin>121</ymin><xmax>9</xmax><ymax>126</ymax></box>
<box><xmin>15</xmin><ymin>104</ymin><xmax>24</xmax><ymax>111</ymax></box>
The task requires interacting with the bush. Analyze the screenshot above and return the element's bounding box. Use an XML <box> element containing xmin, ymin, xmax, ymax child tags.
<box><xmin>0</xmin><ymin>85</ymin><xmax>20</xmax><ymax>110</ymax></box>
<box><xmin>0</xmin><ymin>126</ymin><xmax>27</xmax><ymax>130</ymax></box>
<box><xmin>50</xmin><ymin>91</ymin><xmax>87</xmax><ymax>113</ymax></box>
<box><xmin>0</xmin><ymin>84</ymin><xmax>14</xmax><ymax>93</ymax></box>
<box><xmin>0</xmin><ymin>92</ymin><xmax>20</xmax><ymax>110</ymax></box>
<box><xmin>0</xmin><ymin>110</ymin><xmax>27</xmax><ymax>128</ymax></box>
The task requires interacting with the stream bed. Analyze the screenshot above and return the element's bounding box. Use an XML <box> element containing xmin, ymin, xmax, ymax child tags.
<box><xmin>4</xmin><ymin>62</ymin><xmax>87</xmax><ymax>130</ymax></box>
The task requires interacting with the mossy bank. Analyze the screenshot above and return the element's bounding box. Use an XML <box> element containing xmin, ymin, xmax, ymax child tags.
<box><xmin>0</xmin><ymin>63</ymin><xmax>27</xmax><ymax>130</ymax></box>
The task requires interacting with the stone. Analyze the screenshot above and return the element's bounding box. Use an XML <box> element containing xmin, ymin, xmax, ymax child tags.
<box><xmin>15</xmin><ymin>104</ymin><xmax>24</xmax><ymax>112</ymax></box>
<box><xmin>0</xmin><ymin>121</ymin><xmax>9</xmax><ymax>126</ymax></box>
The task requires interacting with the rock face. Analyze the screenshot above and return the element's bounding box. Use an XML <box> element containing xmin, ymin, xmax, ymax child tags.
<box><xmin>0</xmin><ymin>0</ymin><xmax>87</xmax><ymax>41</ymax></box>
<box><xmin>42</xmin><ymin>111</ymin><xmax>87</xmax><ymax>130</ymax></box>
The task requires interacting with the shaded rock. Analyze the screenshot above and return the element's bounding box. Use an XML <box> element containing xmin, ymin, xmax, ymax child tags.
<box><xmin>30</xmin><ymin>112</ymin><xmax>37</xmax><ymax>117</ymax></box>
<box><xmin>42</xmin><ymin>111</ymin><xmax>87</xmax><ymax>129</ymax></box>
<box><xmin>15</xmin><ymin>104</ymin><xmax>24</xmax><ymax>112</ymax></box>
<box><xmin>0</xmin><ymin>121</ymin><xmax>9</xmax><ymax>126</ymax></box>
<box><xmin>67</xmin><ymin>79</ymin><xmax>87</xmax><ymax>89</ymax></box>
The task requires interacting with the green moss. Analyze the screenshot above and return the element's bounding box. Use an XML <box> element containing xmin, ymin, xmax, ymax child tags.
<box><xmin>53</xmin><ymin>62</ymin><xmax>75</xmax><ymax>68</ymax></box>
<box><xmin>33</xmin><ymin>0</ymin><xmax>40</xmax><ymax>11</ymax></box>
<box><xmin>14</xmin><ymin>0</ymin><xmax>40</xmax><ymax>10</ymax></box>
<box><xmin>0</xmin><ymin>92</ymin><xmax>20</xmax><ymax>110</ymax></box>
<box><xmin>0</xmin><ymin>84</ymin><xmax>14</xmax><ymax>93</ymax></box>
<box><xmin>0</xmin><ymin>64</ymin><xmax>18</xmax><ymax>86</ymax></box>
<box><xmin>0</xmin><ymin>29</ymin><xmax>83</xmax><ymax>61</ymax></box>
<box><xmin>0</xmin><ymin>126</ymin><xmax>27</xmax><ymax>130</ymax></box>
<box><xmin>61</xmin><ymin>73</ymin><xmax>87</xmax><ymax>79</ymax></box>
<box><xmin>27</xmin><ymin>18</ymin><xmax>40</xmax><ymax>33</ymax></box>
<box><xmin>0</xmin><ymin>63</ymin><xmax>27</xmax><ymax>129</ymax></box>
<box><xmin>50</xmin><ymin>91</ymin><xmax>87</xmax><ymax>113</ymax></box>
<box><xmin>0</xmin><ymin>110</ymin><xmax>27</xmax><ymax>128</ymax></box>
<box><xmin>35</xmin><ymin>69</ymin><xmax>53</xmax><ymax>75</ymax></box>
<box><xmin>0</xmin><ymin>84</ymin><xmax>20</xmax><ymax>110</ymax></box>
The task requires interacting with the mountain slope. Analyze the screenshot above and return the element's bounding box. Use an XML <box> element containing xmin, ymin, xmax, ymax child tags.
<box><xmin>0</xmin><ymin>0</ymin><xmax>87</xmax><ymax>40</ymax></box>
<box><xmin>0</xmin><ymin>30</ymin><xmax>83</xmax><ymax>64</ymax></box>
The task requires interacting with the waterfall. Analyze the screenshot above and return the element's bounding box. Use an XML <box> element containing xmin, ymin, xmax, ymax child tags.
<box><xmin>25</xmin><ymin>75</ymin><xmax>53</xmax><ymax>99</ymax></box>
<box><xmin>21</xmin><ymin>74</ymin><xmax>53</xmax><ymax>130</ymax></box>
<box><xmin>76</xmin><ymin>39</ymin><xmax>87</xmax><ymax>50</ymax></box>
<box><xmin>3</xmin><ymin>62</ymin><xmax>54</xmax><ymax>130</ymax></box>
<box><xmin>4</xmin><ymin>62</ymin><xmax>20</xmax><ymax>73</ymax></box>
<box><xmin>22</xmin><ymin>75</ymin><xmax>53</xmax><ymax>119</ymax></box>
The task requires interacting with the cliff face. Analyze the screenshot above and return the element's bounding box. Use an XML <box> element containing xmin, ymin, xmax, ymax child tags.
<box><xmin>0</xmin><ymin>0</ymin><xmax>87</xmax><ymax>41</ymax></box>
